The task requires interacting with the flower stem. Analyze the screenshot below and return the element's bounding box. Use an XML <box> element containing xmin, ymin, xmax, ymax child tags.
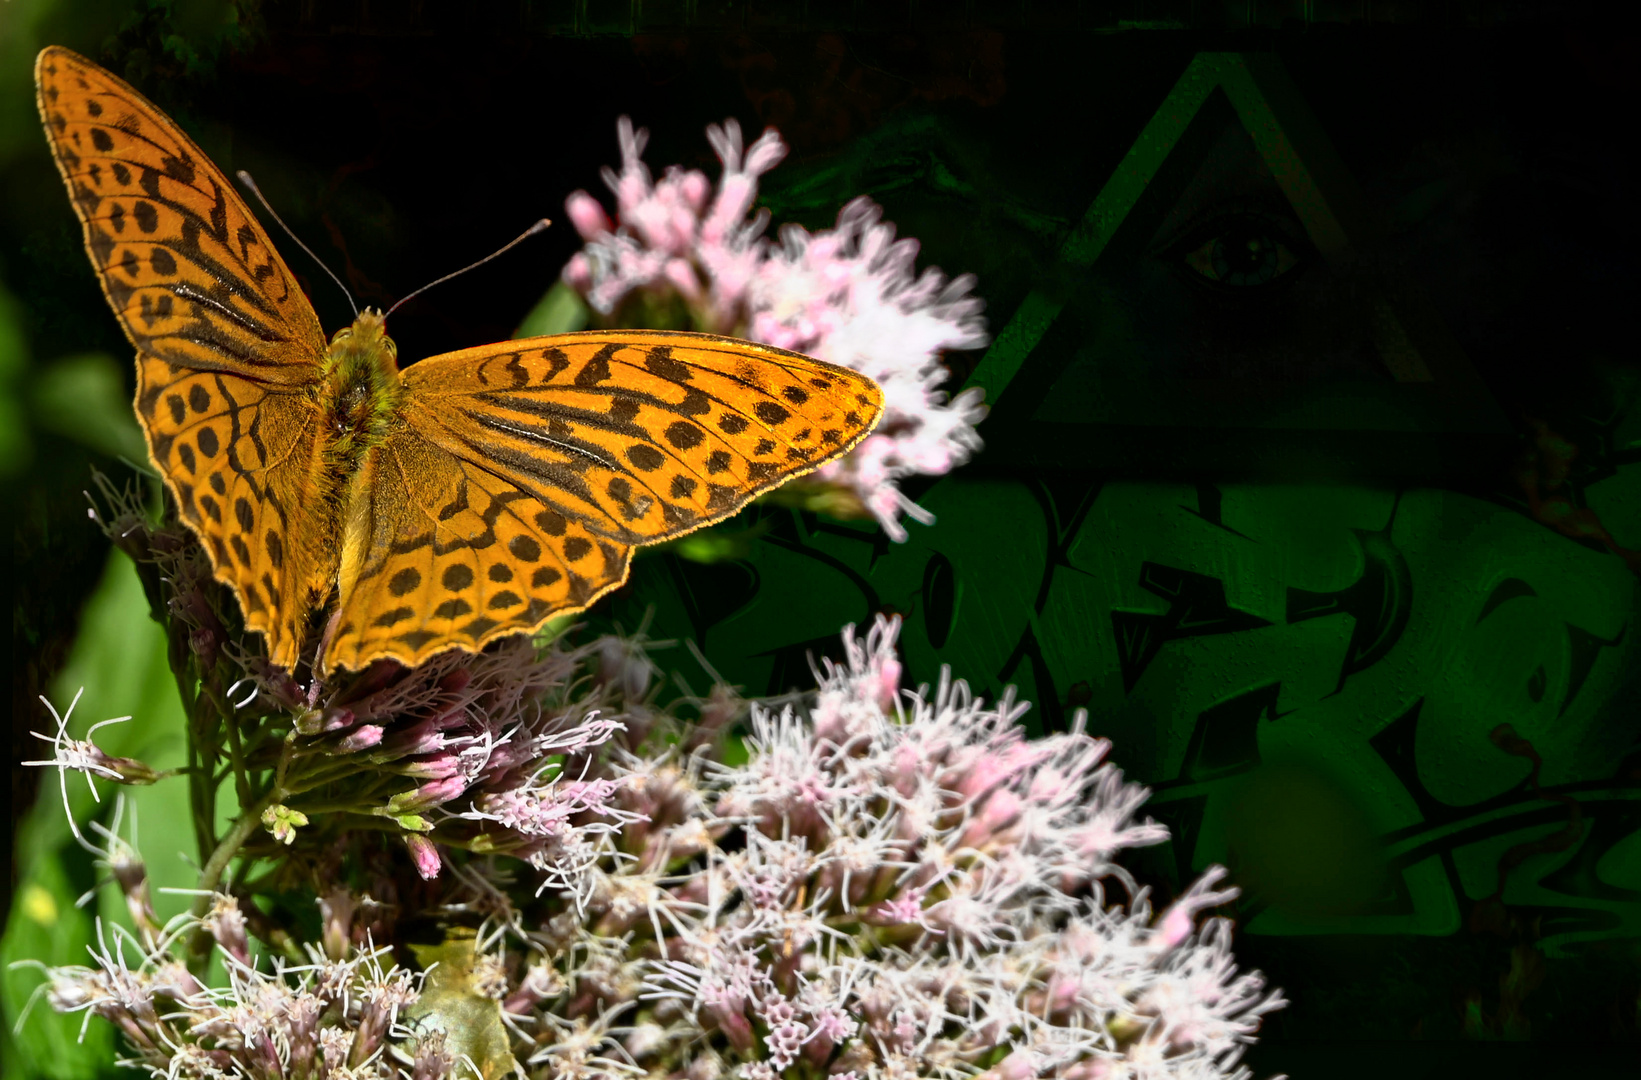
<box><xmin>186</xmin><ymin>787</ymin><xmax>280</xmax><ymax>966</ymax></box>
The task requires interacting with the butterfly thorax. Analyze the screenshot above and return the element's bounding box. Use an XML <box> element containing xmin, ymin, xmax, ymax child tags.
<box><xmin>319</xmin><ymin>310</ymin><xmax>404</xmax><ymax>471</ymax></box>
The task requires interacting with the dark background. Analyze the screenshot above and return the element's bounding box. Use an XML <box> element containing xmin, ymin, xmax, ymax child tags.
<box><xmin>4</xmin><ymin>2</ymin><xmax>1639</xmax><ymax>1077</ymax></box>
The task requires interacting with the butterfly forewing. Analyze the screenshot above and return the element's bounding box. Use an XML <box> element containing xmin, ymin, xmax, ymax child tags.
<box><xmin>399</xmin><ymin>332</ymin><xmax>885</xmax><ymax>542</ymax></box>
<box><xmin>35</xmin><ymin>47</ymin><xmax>326</xmax><ymax>378</ymax></box>
<box><xmin>38</xmin><ymin>47</ymin><xmax>335</xmax><ymax>670</ymax></box>
<box><xmin>139</xmin><ymin>356</ymin><xmax>335</xmax><ymax>668</ymax></box>
<box><xmin>326</xmin><ymin>332</ymin><xmax>883</xmax><ymax>671</ymax></box>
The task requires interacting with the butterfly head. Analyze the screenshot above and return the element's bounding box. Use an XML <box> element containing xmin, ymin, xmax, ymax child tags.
<box><xmin>330</xmin><ymin>308</ymin><xmax>399</xmax><ymax>365</ymax></box>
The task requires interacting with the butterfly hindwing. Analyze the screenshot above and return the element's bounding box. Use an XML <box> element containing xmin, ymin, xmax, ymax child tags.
<box><xmin>35</xmin><ymin>46</ymin><xmax>326</xmax><ymax>379</ymax></box>
<box><xmin>328</xmin><ymin>426</ymin><xmax>632</xmax><ymax>672</ymax></box>
<box><xmin>136</xmin><ymin>356</ymin><xmax>334</xmax><ymax>671</ymax></box>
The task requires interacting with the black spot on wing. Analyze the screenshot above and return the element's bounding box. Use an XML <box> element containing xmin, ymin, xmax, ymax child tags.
<box><xmin>574</xmin><ymin>345</ymin><xmax>617</xmax><ymax>387</ymax></box>
<box><xmin>462</xmin><ymin>615</ymin><xmax>502</xmax><ymax>638</ymax></box>
<box><xmin>664</xmin><ymin>421</ymin><xmax>704</xmax><ymax>450</ymax></box>
<box><xmin>645</xmin><ymin>346</ymin><xmax>693</xmax><ymax>383</ymax></box>
<box><xmin>389</xmin><ymin>568</ymin><xmax>422</xmax><ymax>597</ymax></box>
<box><xmin>627</xmin><ymin>445</ymin><xmax>665</xmax><ymax>471</ymax></box>
<box><xmin>706</xmin><ymin>484</ymin><xmax>738</xmax><ymax>512</ymax></box>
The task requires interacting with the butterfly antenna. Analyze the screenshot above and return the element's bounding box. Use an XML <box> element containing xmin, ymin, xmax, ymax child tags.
<box><xmin>384</xmin><ymin>219</ymin><xmax>552</xmax><ymax>320</ymax></box>
<box><xmin>236</xmin><ymin>170</ymin><xmax>358</xmax><ymax>317</ymax></box>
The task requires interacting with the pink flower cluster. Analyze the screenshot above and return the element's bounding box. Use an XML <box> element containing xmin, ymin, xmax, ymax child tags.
<box><xmin>647</xmin><ymin>617</ymin><xmax>1286</xmax><ymax>1080</ymax></box>
<box><xmin>26</xmin><ymin>504</ymin><xmax>1286</xmax><ymax>1080</ymax></box>
<box><xmin>24</xmin><ymin>897</ymin><xmax>448</xmax><ymax>1080</ymax></box>
<box><xmin>562</xmin><ymin>118</ymin><xmax>990</xmax><ymax>540</ymax></box>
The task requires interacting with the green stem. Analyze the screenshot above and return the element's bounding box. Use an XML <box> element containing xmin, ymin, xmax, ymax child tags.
<box><xmin>186</xmin><ymin>787</ymin><xmax>280</xmax><ymax>966</ymax></box>
<box><xmin>220</xmin><ymin>689</ymin><xmax>254</xmax><ymax>810</ymax></box>
<box><xmin>183</xmin><ymin>677</ymin><xmax>216</xmax><ymax>874</ymax></box>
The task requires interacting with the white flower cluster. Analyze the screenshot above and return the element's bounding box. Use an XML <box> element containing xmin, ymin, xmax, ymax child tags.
<box><xmin>562</xmin><ymin>118</ymin><xmax>990</xmax><ymax>540</ymax></box>
<box><xmin>22</xmin><ymin>903</ymin><xmax>445</xmax><ymax>1080</ymax></box>
<box><xmin>634</xmin><ymin>616</ymin><xmax>1286</xmax><ymax>1080</ymax></box>
<box><xmin>24</xmin><ymin>619</ymin><xmax>1284</xmax><ymax>1080</ymax></box>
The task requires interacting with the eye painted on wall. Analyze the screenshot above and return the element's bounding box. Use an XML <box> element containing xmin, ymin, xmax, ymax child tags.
<box><xmin>1163</xmin><ymin>208</ymin><xmax>1315</xmax><ymax>294</ymax></box>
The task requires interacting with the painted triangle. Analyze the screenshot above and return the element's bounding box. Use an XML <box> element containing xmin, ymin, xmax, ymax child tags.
<box><xmin>967</xmin><ymin>52</ymin><xmax>1515</xmax><ymax>481</ymax></box>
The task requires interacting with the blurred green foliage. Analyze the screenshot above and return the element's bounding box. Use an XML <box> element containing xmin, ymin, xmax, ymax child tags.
<box><xmin>2</xmin><ymin>550</ymin><xmax>192</xmax><ymax>1080</ymax></box>
<box><xmin>514</xmin><ymin>280</ymin><xmax>589</xmax><ymax>340</ymax></box>
<box><xmin>0</xmin><ymin>278</ymin><xmax>142</xmax><ymax>479</ymax></box>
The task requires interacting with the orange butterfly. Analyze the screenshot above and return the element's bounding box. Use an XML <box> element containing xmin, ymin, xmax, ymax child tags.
<box><xmin>35</xmin><ymin>46</ymin><xmax>883</xmax><ymax>675</ymax></box>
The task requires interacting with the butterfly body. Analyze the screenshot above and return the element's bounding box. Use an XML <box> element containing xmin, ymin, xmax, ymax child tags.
<box><xmin>37</xmin><ymin>45</ymin><xmax>885</xmax><ymax>675</ymax></box>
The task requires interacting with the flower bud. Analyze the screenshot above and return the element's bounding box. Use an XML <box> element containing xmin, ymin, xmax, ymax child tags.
<box><xmin>567</xmin><ymin>190</ymin><xmax>613</xmax><ymax>240</ymax></box>
<box><xmin>411</xmin><ymin>1029</ymin><xmax>454</xmax><ymax>1080</ymax></box>
<box><xmin>504</xmin><ymin>962</ymin><xmax>566</xmax><ymax>1016</ymax></box>
<box><xmin>959</xmin><ymin>789</ymin><xmax>1022</xmax><ymax>851</ymax></box>
<box><xmin>188</xmin><ymin>625</ymin><xmax>219</xmax><ymax>669</ymax></box>
<box><xmin>103</xmin><ymin>840</ymin><xmax>161</xmax><ymax>940</ymax></box>
<box><xmin>332</xmin><ymin>724</ymin><xmax>384</xmax><ymax>753</ymax></box>
<box><xmin>317</xmin><ymin>706</ymin><xmax>356</xmax><ymax>733</ymax></box>
<box><xmin>686</xmin><ymin>1050</ymin><xmax>724</xmax><ymax>1080</ymax></box>
<box><xmin>374</xmin><ymin>715</ymin><xmax>449</xmax><ymax>758</ymax></box>
<box><xmin>709</xmin><ymin>1004</ymin><xmax>756</xmax><ymax>1055</ymax></box>
<box><xmin>398</xmin><ymin>753</ymin><xmax>463</xmax><ymax>780</ymax></box>
<box><xmin>385</xmin><ymin>776</ymin><xmax>468</xmax><ymax>816</ymax></box>
<box><xmin>284</xmin><ymin>994</ymin><xmax>323</xmax><ymax>1075</ymax></box>
<box><xmin>203</xmin><ymin>893</ymin><xmax>251</xmax><ymax>968</ymax></box>
<box><xmin>319</xmin><ymin>889</ymin><xmax>358</xmax><ymax>962</ymax></box>
<box><xmin>261</xmin><ymin>804</ymin><xmax>309</xmax><ymax>845</ymax></box>
<box><xmin>404</xmin><ymin>835</ymin><xmax>442</xmax><ymax>880</ymax></box>
<box><xmin>625</xmin><ymin>1021</ymin><xmax>667</xmax><ymax>1060</ymax></box>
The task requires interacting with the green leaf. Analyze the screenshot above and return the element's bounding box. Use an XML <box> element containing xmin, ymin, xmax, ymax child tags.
<box><xmin>403</xmin><ymin>931</ymin><xmax>521</xmax><ymax>1080</ymax></box>
<box><xmin>0</xmin><ymin>857</ymin><xmax>115</xmax><ymax>1080</ymax></box>
<box><xmin>2</xmin><ymin>550</ymin><xmax>192</xmax><ymax>1079</ymax></box>
<box><xmin>31</xmin><ymin>353</ymin><xmax>148</xmax><ymax>464</ymax></box>
<box><xmin>514</xmin><ymin>280</ymin><xmax>589</xmax><ymax>339</ymax></box>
